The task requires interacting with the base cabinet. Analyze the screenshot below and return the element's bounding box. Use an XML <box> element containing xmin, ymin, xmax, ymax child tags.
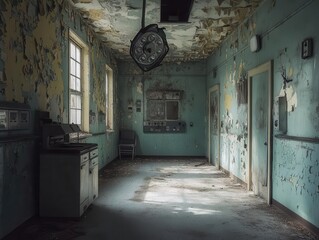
<box><xmin>0</xmin><ymin>140</ymin><xmax>36</xmax><ymax>239</ymax></box>
<box><xmin>39</xmin><ymin>147</ymin><xmax>98</xmax><ymax>218</ymax></box>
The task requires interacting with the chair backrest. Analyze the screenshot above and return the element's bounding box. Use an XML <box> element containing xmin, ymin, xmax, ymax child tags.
<box><xmin>119</xmin><ymin>129</ymin><xmax>136</xmax><ymax>145</ymax></box>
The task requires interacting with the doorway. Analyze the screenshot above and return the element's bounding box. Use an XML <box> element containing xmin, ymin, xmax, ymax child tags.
<box><xmin>208</xmin><ymin>85</ymin><xmax>220</xmax><ymax>168</ymax></box>
<box><xmin>248</xmin><ymin>61</ymin><xmax>273</xmax><ymax>204</ymax></box>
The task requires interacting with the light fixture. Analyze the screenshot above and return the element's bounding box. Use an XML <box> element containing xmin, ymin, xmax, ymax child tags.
<box><xmin>130</xmin><ymin>0</ymin><xmax>169</xmax><ymax>72</ymax></box>
<box><xmin>250</xmin><ymin>35</ymin><xmax>261</xmax><ymax>52</ymax></box>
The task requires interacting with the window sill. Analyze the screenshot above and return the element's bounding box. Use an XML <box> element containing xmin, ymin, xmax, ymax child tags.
<box><xmin>106</xmin><ymin>129</ymin><xmax>115</xmax><ymax>133</ymax></box>
<box><xmin>78</xmin><ymin>132</ymin><xmax>93</xmax><ymax>139</ymax></box>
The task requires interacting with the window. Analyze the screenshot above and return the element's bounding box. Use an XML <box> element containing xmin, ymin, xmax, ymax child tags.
<box><xmin>69</xmin><ymin>30</ymin><xmax>89</xmax><ymax>132</ymax></box>
<box><xmin>146</xmin><ymin>90</ymin><xmax>182</xmax><ymax>121</ymax></box>
<box><xmin>105</xmin><ymin>65</ymin><xmax>114</xmax><ymax>130</ymax></box>
<box><xmin>69</xmin><ymin>40</ymin><xmax>82</xmax><ymax>125</ymax></box>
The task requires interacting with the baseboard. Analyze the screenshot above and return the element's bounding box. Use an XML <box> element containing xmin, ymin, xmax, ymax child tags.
<box><xmin>135</xmin><ymin>155</ymin><xmax>208</xmax><ymax>160</ymax></box>
<box><xmin>272</xmin><ymin>199</ymin><xmax>319</xmax><ymax>236</ymax></box>
<box><xmin>219</xmin><ymin>166</ymin><xmax>247</xmax><ymax>188</ymax></box>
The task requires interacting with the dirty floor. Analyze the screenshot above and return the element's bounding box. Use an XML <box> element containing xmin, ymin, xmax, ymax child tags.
<box><xmin>4</xmin><ymin>158</ymin><xmax>318</xmax><ymax>240</ymax></box>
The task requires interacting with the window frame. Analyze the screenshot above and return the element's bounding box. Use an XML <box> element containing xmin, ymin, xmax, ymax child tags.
<box><xmin>69</xmin><ymin>40</ymin><xmax>82</xmax><ymax>125</ymax></box>
<box><xmin>68</xmin><ymin>30</ymin><xmax>89</xmax><ymax>132</ymax></box>
<box><xmin>105</xmin><ymin>64</ymin><xmax>114</xmax><ymax>131</ymax></box>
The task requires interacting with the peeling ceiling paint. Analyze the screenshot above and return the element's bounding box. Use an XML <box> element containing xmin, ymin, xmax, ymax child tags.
<box><xmin>69</xmin><ymin>0</ymin><xmax>263</xmax><ymax>62</ymax></box>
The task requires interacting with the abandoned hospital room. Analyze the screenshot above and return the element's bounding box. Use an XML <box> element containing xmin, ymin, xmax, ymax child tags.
<box><xmin>0</xmin><ymin>0</ymin><xmax>318</xmax><ymax>239</ymax></box>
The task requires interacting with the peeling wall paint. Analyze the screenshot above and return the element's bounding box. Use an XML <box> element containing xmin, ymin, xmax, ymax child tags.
<box><xmin>3</xmin><ymin>1</ymin><xmax>64</xmax><ymax>116</ymax></box>
<box><xmin>278</xmin><ymin>85</ymin><xmax>297</xmax><ymax>112</ymax></box>
<box><xmin>273</xmin><ymin>139</ymin><xmax>319</xmax><ymax>226</ymax></box>
<box><xmin>0</xmin><ymin>0</ymin><xmax>120</xmax><ymax>237</ymax></box>
<box><xmin>224</xmin><ymin>94</ymin><xmax>233</xmax><ymax>111</ymax></box>
<box><xmin>207</xmin><ymin>0</ymin><xmax>319</xmax><ymax>228</ymax></box>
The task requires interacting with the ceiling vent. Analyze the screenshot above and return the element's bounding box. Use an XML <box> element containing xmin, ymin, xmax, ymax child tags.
<box><xmin>161</xmin><ymin>0</ymin><xmax>194</xmax><ymax>23</ymax></box>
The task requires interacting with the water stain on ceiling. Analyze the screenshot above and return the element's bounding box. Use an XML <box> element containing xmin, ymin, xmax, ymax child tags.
<box><xmin>69</xmin><ymin>0</ymin><xmax>263</xmax><ymax>62</ymax></box>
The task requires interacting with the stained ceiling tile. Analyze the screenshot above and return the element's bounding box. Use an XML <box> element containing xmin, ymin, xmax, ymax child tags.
<box><xmin>69</xmin><ymin>0</ymin><xmax>263</xmax><ymax>62</ymax></box>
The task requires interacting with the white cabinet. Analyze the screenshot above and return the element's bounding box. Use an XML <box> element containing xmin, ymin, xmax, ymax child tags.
<box><xmin>89</xmin><ymin>156</ymin><xmax>98</xmax><ymax>204</ymax></box>
<box><xmin>39</xmin><ymin>146</ymin><xmax>98</xmax><ymax>218</ymax></box>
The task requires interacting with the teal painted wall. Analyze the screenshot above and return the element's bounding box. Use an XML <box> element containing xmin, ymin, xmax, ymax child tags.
<box><xmin>0</xmin><ymin>0</ymin><xmax>119</xmax><ymax>237</ymax></box>
<box><xmin>118</xmin><ymin>61</ymin><xmax>207</xmax><ymax>156</ymax></box>
<box><xmin>207</xmin><ymin>0</ymin><xmax>319</xmax><ymax>228</ymax></box>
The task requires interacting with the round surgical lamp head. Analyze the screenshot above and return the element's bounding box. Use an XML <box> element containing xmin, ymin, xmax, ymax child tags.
<box><xmin>130</xmin><ymin>24</ymin><xmax>169</xmax><ymax>72</ymax></box>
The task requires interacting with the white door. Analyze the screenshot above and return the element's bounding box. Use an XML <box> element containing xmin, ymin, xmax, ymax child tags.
<box><xmin>208</xmin><ymin>85</ymin><xmax>220</xmax><ymax>167</ymax></box>
<box><xmin>248</xmin><ymin>61</ymin><xmax>273</xmax><ymax>204</ymax></box>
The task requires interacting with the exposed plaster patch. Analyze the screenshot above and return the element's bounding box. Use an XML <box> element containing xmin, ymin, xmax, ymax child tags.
<box><xmin>224</xmin><ymin>94</ymin><xmax>233</xmax><ymax>111</ymax></box>
<box><xmin>84</xmin><ymin>9</ymin><xmax>105</xmax><ymax>21</ymax></box>
<box><xmin>136</xmin><ymin>81</ymin><xmax>143</xmax><ymax>94</ymax></box>
<box><xmin>278</xmin><ymin>85</ymin><xmax>297</xmax><ymax>112</ymax></box>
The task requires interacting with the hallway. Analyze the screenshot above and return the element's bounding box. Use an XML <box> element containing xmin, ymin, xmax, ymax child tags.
<box><xmin>4</xmin><ymin>158</ymin><xmax>317</xmax><ymax>240</ymax></box>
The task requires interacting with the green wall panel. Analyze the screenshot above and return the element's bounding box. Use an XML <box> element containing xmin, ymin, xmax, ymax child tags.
<box><xmin>118</xmin><ymin>61</ymin><xmax>207</xmax><ymax>157</ymax></box>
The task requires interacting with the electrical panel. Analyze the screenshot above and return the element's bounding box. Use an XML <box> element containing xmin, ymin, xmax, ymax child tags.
<box><xmin>274</xmin><ymin>96</ymin><xmax>287</xmax><ymax>134</ymax></box>
<box><xmin>0</xmin><ymin>102</ymin><xmax>31</xmax><ymax>131</ymax></box>
<box><xmin>143</xmin><ymin>120</ymin><xmax>186</xmax><ymax>133</ymax></box>
<box><xmin>301</xmin><ymin>38</ymin><xmax>313</xmax><ymax>59</ymax></box>
<box><xmin>145</xmin><ymin>90</ymin><xmax>185</xmax><ymax>133</ymax></box>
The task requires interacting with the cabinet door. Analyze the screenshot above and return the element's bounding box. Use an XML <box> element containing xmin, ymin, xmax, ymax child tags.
<box><xmin>89</xmin><ymin>157</ymin><xmax>99</xmax><ymax>204</ymax></box>
<box><xmin>80</xmin><ymin>160</ymin><xmax>89</xmax><ymax>204</ymax></box>
<box><xmin>1</xmin><ymin>141</ymin><xmax>35</xmax><ymax>239</ymax></box>
<box><xmin>0</xmin><ymin>145</ymin><xmax>3</xmax><ymax>238</ymax></box>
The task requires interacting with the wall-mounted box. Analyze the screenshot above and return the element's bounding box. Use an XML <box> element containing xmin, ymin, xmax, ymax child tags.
<box><xmin>301</xmin><ymin>38</ymin><xmax>313</xmax><ymax>59</ymax></box>
<box><xmin>274</xmin><ymin>96</ymin><xmax>287</xmax><ymax>134</ymax></box>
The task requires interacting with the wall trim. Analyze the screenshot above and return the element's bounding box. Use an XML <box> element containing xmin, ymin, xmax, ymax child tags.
<box><xmin>219</xmin><ymin>166</ymin><xmax>248</xmax><ymax>188</ymax></box>
<box><xmin>272</xmin><ymin>199</ymin><xmax>319</xmax><ymax>237</ymax></box>
<box><xmin>136</xmin><ymin>155</ymin><xmax>208</xmax><ymax>160</ymax></box>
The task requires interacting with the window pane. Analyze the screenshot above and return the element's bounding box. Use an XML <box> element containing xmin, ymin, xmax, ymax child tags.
<box><xmin>70</xmin><ymin>42</ymin><xmax>76</xmax><ymax>59</ymax></box>
<box><xmin>76</xmin><ymin>47</ymin><xmax>81</xmax><ymax>62</ymax></box>
<box><xmin>147</xmin><ymin>100</ymin><xmax>165</xmax><ymax>120</ymax></box>
<box><xmin>70</xmin><ymin>75</ymin><xmax>75</xmax><ymax>90</ymax></box>
<box><xmin>70</xmin><ymin>59</ymin><xmax>75</xmax><ymax>75</ymax></box>
<box><xmin>77</xmin><ymin>110</ymin><xmax>81</xmax><ymax>124</ymax></box>
<box><xmin>76</xmin><ymin>62</ymin><xmax>81</xmax><ymax>78</ymax></box>
<box><xmin>166</xmin><ymin>101</ymin><xmax>179</xmax><ymax>120</ymax></box>
<box><xmin>76</xmin><ymin>95</ymin><xmax>81</xmax><ymax>109</ymax></box>
<box><xmin>76</xmin><ymin>77</ymin><xmax>81</xmax><ymax>92</ymax></box>
<box><xmin>70</xmin><ymin>109</ymin><xmax>76</xmax><ymax>124</ymax></box>
<box><xmin>70</xmin><ymin>94</ymin><xmax>76</xmax><ymax>108</ymax></box>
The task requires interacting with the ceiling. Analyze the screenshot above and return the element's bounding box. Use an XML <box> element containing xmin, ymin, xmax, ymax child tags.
<box><xmin>69</xmin><ymin>0</ymin><xmax>263</xmax><ymax>62</ymax></box>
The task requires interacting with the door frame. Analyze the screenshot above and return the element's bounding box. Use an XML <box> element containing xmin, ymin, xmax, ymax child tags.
<box><xmin>208</xmin><ymin>84</ymin><xmax>220</xmax><ymax>169</ymax></box>
<box><xmin>247</xmin><ymin>60</ymin><xmax>273</xmax><ymax>205</ymax></box>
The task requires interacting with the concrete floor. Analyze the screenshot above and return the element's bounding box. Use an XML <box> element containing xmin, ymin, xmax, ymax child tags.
<box><xmin>4</xmin><ymin>158</ymin><xmax>318</xmax><ymax>240</ymax></box>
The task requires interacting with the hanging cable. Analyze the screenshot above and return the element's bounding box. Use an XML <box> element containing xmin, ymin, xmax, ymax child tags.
<box><xmin>141</xmin><ymin>0</ymin><xmax>146</xmax><ymax>28</ymax></box>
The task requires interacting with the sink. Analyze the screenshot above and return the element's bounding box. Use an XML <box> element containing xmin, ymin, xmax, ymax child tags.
<box><xmin>51</xmin><ymin>143</ymin><xmax>97</xmax><ymax>151</ymax></box>
<box><xmin>56</xmin><ymin>144</ymin><xmax>86</xmax><ymax>148</ymax></box>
